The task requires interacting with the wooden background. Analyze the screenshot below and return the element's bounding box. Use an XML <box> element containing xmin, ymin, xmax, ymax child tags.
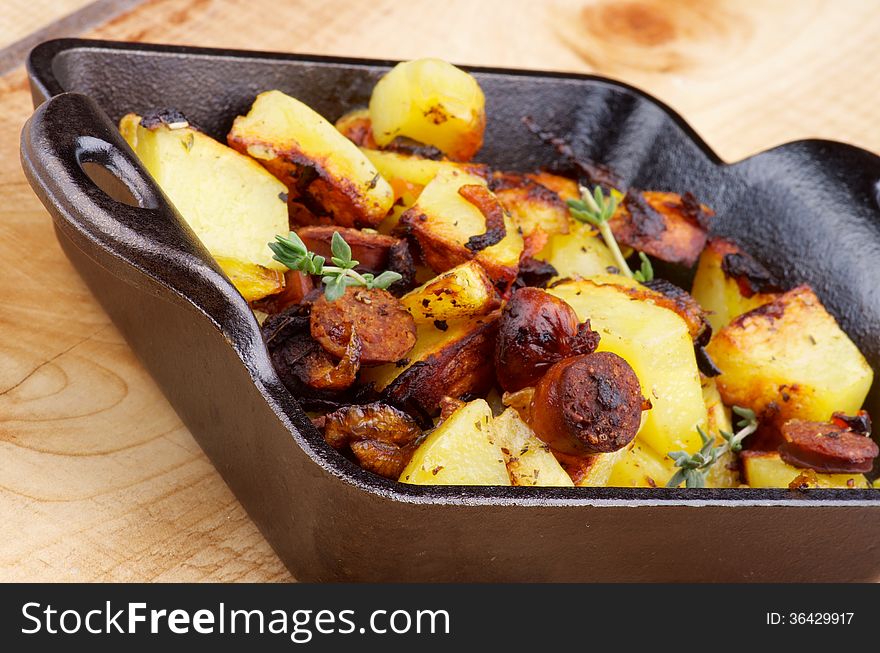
<box><xmin>1</xmin><ymin>0</ymin><xmax>878</xmax><ymax>582</ymax></box>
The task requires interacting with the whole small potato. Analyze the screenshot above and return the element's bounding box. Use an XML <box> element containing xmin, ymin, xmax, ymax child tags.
<box><xmin>369</xmin><ymin>58</ymin><xmax>486</xmax><ymax>161</ymax></box>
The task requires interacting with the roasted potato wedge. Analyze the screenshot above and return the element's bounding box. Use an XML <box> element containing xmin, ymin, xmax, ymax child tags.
<box><xmin>361</xmin><ymin>148</ymin><xmax>480</xmax><ymax>190</ymax></box>
<box><xmin>399</xmin><ymin>169</ymin><xmax>523</xmax><ymax>287</ymax></box>
<box><xmin>607</xmin><ymin>439</ymin><xmax>676</xmax><ymax>487</ymax></box>
<box><xmin>707</xmin><ymin>286</ymin><xmax>873</xmax><ymax>422</ymax></box>
<box><xmin>214</xmin><ymin>257</ymin><xmax>285</xmax><ymax>302</ymax></box>
<box><xmin>228</xmin><ymin>90</ymin><xmax>394</xmax><ymax>228</ymax></box>
<box><xmin>492</xmin><ymin>408</ymin><xmax>574</xmax><ymax>487</ymax></box>
<box><xmin>359</xmin><ymin>149</ymin><xmax>486</xmax><ymax>232</ymax></box>
<box><xmin>489</xmin><ymin>172</ymin><xmax>570</xmax><ymax>250</ymax></box>
<box><xmin>119</xmin><ymin>112</ymin><xmax>288</xmax><ymax>273</ymax></box>
<box><xmin>692</xmin><ymin>238</ymin><xmax>780</xmax><ymax>332</ymax></box>
<box><xmin>399</xmin><ymin>399</ymin><xmax>510</xmax><ymax>485</ymax></box>
<box><xmin>369</xmin><ymin>58</ymin><xmax>486</xmax><ymax>161</ymax></box>
<box><xmin>399</xmin><ymin>260</ymin><xmax>500</xmax><ymax>323</ymax></box>
<box><xmin>335</xmin><ymin>108</ymin><xmax>378</xmax><ymax>148</ymax></box>
<box><xmin>548</xmin><ymin>280</ymin><xmax>708</xmax><ymax>456</ymax></box>
<box><xmin>702</xmin><ymin>376</ymin><xmax>740</xmax><ymax>488</ymax></box>
<box><xmin>536</xmin><ymin>222</ymin><xmax>617</xmax><ymax>281</ymax></box>
<box><xmin>556</xmin><ymin>446</ymin><xmax>633</xmax><ymax>487</ymax></box>
<box><xmin>526</xmin><ymin>172</ymin><xmax>580</xmax><ymax>203</ymax></box>
<box><xmin>359</xmin><ymin>313</ymin><xmax>499</xmax><ymax>418</ymax></box>
<box><xmin>741</xmin><ymin>451</ymin><xmax>869</xmax><ymax>489</ymax></box>
<box><xmin>609</xmin><ymin>191</ymin><xmax>712</xmax><ymax>267</ymax></box>
<box><xmin>588</xmin><ymin>274</ymin><xmax>709</xmax><ymax>342</ymax></box>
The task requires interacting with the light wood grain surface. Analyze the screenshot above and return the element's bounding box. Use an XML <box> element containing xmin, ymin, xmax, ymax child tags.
<box><xmin>1</xmin><ymin>0</ymin><xmax>878</xmax><ymax>582</ymax></box>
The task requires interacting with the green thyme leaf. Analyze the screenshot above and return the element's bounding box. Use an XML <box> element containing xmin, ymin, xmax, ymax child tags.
<box><xmin>371</xmin><ymin>270</ymin><xmax>403</xmax><ymax>289</ymax></box>
<box><xmin>331</xmin><ymin>230</ymin><xmax>352</xmax><ymax>265</ymax></box>
<box><xmin>666</xmin><ymin>407</ymin><xmax>759</xmax><ymax>487</ymax></box>
<box><xmin>270</xmin><ymin>231</ymin><xmax>403</xmax><ymax>301</ymax></box>
<box><xmin>633</xmin><ymin>252</ymin><xmax>654</xmax><ymax>283</ymax></box>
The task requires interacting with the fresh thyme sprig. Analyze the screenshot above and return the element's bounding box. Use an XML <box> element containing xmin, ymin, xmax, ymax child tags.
<box><xmin>269</xmin><ymin>231</ymin><xmax>402</xmax><ymax>301</ymax></box>
<box><xmin>666</xmin><ymin>405</ymin><xmax>758</xmax><ymax>488</ymax></box>
<box><xmin>567</xmin><ymin>185</ymin><xmax>634</xmax><ymax>279</ymax></box>
<box><xmin>633</xmin><ymin>252</ymin><xmax>654</xmax><ymax>283</ymax></box>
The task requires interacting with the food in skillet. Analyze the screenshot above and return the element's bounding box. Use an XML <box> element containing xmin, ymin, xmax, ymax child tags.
<box><xmin>119</xmin><ymin>58</ymin><xmax>877</xmax><ymax>490</ymax></box>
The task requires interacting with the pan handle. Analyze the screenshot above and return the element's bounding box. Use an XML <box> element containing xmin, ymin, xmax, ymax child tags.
<box><xmin>20</xmin><ymin>92</ymin><xmax>261</xmax><ymax>357</ymax></box>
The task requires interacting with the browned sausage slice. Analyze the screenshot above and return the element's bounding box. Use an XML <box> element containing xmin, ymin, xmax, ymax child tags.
<box><xmin>296</xmin><ymin>226</ymin><xmax>399</xmax><ymax>272</ymax></box>
<box><xmin>529</xmin><ymin>352</ymin><xmax>643</xmax><ymax>456</ymax></box>
<box><xmin>495</xmin><ymin>287</ymin><xmax>599</xmax><ymax>392</ymax></box>
<box><xmin>779</xmin><ymin>419</ymin><xmax>878</xmax><ymax>474</ymax></box>
<box><xmin>310</xmin><ymin>286</ymin><xmax>416</xmax><ymax>365</ymax></box>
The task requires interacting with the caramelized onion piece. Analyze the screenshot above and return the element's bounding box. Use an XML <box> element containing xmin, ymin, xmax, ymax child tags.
<box><xmin>321</xmin><ymin>402</ymin><xmax>422</xmax><ymax>480</ymax></box>
<box><xmin>610</xmin><ymin>191</ymin><xmax>712</xmax><ymax>266</ymax></box>
<box><xmin>439</xmin><ymin>396</ymin><xmax>467</xmax><ymax>421</ymax></box>
<box><xmin>310</xmin><ymin>286</ymin><xmax>416</xmax><ymax>365</ymax></box>
<box><xmin>350</xmin><ymin>440</ymin><xmax>418</xmax><ymax>480</ymax></box>
<box><xmin>779</xmin><ymin>419</ymin><xmax>878</xmax><ymax>474</ymax></box>
<box><xmin>458</xmin><ymin>184</ymin><xmax>507</xmax><ymax>252</ymax></box>
<box><xmin>495</xmin><ymin>287</ymin><xmax>599</xmax><ymax>392</ymax></box>
<box><xmin>323</xmin><ymin>402</ymin><xmax>422</xmax><ymax>449</ymax></box>
<box><xmin>529</xmin><ymin>352</ymin><xmax>643</xmax><ymax>456</ymax></box>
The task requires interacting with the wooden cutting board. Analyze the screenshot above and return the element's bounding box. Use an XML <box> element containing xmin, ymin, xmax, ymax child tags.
<box><xmin>1</xmin><ymin>0</ymin><xmax>877</xmax><ymax>582</ymax></box>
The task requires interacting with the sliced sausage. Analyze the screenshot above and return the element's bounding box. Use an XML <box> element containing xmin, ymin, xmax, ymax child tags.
<box><xmin>529</xmin><ymin>352</ymin><xmax>643</xmax><ymax>456</ymax></box>
<box><xmin>310</xmin><ymin>286</ymin><xmax>416</xmax><ymax>365</ymax></box>
<box><xmin>495</xmin><ymin>287</ymin><xmax>599</xmax><ymax>392</ymax></box>
<box><xmin>261</xmin><ymin>307</ymin><xmax>361</xmax><ymax>402</ymax></box>
<box><xmin>296</xmin><ymin>226</ymin><xmax>398</xmax><ymax>273</ymax></box>
<box><xmin>296</xmin><ymin>226</ymin><xmax>416</xmax><ymax>295</ymax></box>
<box><xmin>779</xmin><ymin>419</ymin><xmax>878</xmax><ymax>474</ymax></box>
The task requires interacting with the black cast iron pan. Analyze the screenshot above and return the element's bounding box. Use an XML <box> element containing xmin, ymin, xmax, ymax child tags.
<box><xmin>19</xmin><ymin>39</ymin><xmax>880</xmax><ymax>581</ymax></box>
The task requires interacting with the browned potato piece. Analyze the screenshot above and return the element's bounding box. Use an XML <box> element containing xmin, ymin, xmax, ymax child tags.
<box><xmin>359</xmin><ymin>313</ymin><xmax>500</xmax><ymax>418</ymax></box>
<box><xmin>611</xmin><ymin>277</ymin><xmax>709</xmax><ymax>342</ymax></box>
<box><xmin>369</xmin><ymin>58</ymin><xmax>486</xmax><ymax>161</ymax></box>
<box><xmin>399</xmin><ymin>260</ymin><xmax>500</xmax><ymax>323</ymax></box>
<box><xmin>119</xmin><ymin>112</ymin><xmax>288</xmax><ymax>273</ymax></box>
<box><xmin>214</xmin><ymin>257</ymin><xmax>285</xmax><ymax>303</ymax></box>
<box><xmin>707</xmin><ymin>286</ymin><xmax>874</xmax><ymax>422</ymax></box>
<box><xmin>609</xmin><ymin>191</ymin><xmax>712</xmax><ymax>266</ymax></box>
<box><xmin>489</xmin><ymin>171</ymin><xmax>570</xmax><ymax>253</ymax></box>
<box><xmin>228</xmin><ymin>90</ymin><xmax>394</xmax><ymax>228</ymax></box>
<box><xmin>335</xmin><ymin>108</ymin><xmax>378</xmax><ymax>148</ymax></box>
<box><xmin>399</xmin><ymin>169</ymin><xmax>523</xmax><ymax>288</ymax></box>
<box><xmin>555</xmin><ymin>446</ymin><xmax>633</xmax><ymax>487</ymax></box>
<box><xmin>691</xmin><ymin>237</ymin><xmax>781</xmax><ymax>332</ymax></box>
<box><xmin>359</xmin><ymin>148</ymin><xmax>485</xmax><ymax>233</ymax></box>
<box><xmin>741</xmin><ymin>451</ymin><xmax>870</xmax><ymax>489</ymax></box>
<box><xmin>526</xmin><ymin>172</ymin><xmax>580</xmax><ymax>203</ymax></box>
